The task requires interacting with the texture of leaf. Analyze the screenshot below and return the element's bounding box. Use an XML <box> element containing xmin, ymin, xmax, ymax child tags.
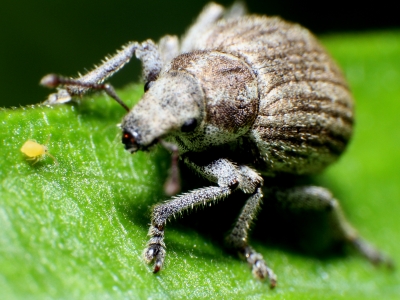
<box><xmin>1</xmin><ymin>31</ymin><xmax>400</xmax><ymax>299</ymax></box>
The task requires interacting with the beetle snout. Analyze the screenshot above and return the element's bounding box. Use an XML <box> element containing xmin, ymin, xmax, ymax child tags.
<box><xmin>122</xmin><ymin>130</ymin><xmax>142</xmax><ymax>153</ymax></box>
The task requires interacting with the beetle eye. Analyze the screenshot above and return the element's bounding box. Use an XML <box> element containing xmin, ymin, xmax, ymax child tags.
<box><xmin>122</xmin><ymin>132</ymin><xmax>136</xmax><ymax>145</ymax></box>
<box><xmin>181</xmin><ymin>118</ymin><xmax>197</xmax><ymax>132</ymax></box>
<box><xmin>144</xmin><ymin>81</ymin><xmax>154</xmax><ymax>92</ymax></box>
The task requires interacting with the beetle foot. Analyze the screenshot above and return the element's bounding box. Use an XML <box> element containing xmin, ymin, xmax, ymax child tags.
<box><xmin>351</xmin><ymin>238</ymin><xmax>394</xmax><ymax>269</ymax></box>
<box><xmin>143</xmin><ymin>243</ymin><xmax>166</xmax><ymax>273</ymax></box>
<box><xmin>143</xmin><ymin>225</ymin><xmax>166</xmax><ymax>273</ymax></box>
<box><xmin>244</xmin><ymin>246</ymin><xmax>277</xmax><ymax>288</ymax></box>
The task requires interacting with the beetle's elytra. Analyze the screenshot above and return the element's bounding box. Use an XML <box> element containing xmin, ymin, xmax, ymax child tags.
<box><xmin>41</xmin><ymin>2</ymin><xmax>392</xmax><ymax>287</ymax></box>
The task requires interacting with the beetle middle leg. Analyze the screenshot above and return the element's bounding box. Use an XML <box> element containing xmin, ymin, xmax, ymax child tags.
<box><xmin>225</xmin><ymin>165</ymin><xmax>277</xmax><ymax>287</ymax></box>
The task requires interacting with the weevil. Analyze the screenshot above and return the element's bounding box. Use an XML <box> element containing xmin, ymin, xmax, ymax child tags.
<box><xmin>41</xmin><ymin>2</ymin><xmax>393</xmax><ymax>287</ymax></box>
<box><xmin>21</xmin><ymin>138</ymin><xmax>58</xmax><ymax>165</ymax></box>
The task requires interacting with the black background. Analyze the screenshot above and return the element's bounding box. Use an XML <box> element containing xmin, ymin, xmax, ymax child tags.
<box><xmin>1</xmin><ymin>0</ymin><xmax>399</xmax><ymax>107</ymax></box>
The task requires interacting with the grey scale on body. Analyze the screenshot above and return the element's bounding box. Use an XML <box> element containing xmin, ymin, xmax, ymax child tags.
<box><xmin>41</xmin><ymin>2</ymin><xmax>392</xmax><ymax>288</ymax></box>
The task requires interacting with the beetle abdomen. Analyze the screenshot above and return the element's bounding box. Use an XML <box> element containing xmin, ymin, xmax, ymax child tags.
<box><xmin>193</xmin><ymin>16</ymin><xmax>354</xmax><ymax>174</ymax></box>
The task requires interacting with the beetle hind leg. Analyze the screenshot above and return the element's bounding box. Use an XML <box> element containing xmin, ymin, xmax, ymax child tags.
<box><xmin>352</xmin><ymin>237</ymin><xmax>394</xmax><ymax>268</ymax></box>
<box><xmin>269</xmin><ymin>185</ymin><xmax>394</xmax><ymax>268</ymax></box>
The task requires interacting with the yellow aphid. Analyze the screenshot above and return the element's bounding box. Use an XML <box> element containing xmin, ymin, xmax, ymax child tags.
<box><xmin>20</xmin><ymin>139</ymin><xmax>58</xmax><ymax>165</ymax></box>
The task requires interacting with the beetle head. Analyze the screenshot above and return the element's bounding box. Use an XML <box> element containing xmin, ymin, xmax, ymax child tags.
<box><xmin>121</xmin><ymin>71</ymin><xmax>205</xmax><ymax>153</ymax></box>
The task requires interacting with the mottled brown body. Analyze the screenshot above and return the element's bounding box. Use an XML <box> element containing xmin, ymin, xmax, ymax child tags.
<box><xmin>169</xmin><ymin>16</ymin><xmax>353</xmax><ymax>175</ymax></box>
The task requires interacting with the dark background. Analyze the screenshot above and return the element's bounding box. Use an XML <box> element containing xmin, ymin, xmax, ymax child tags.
<box><xmin>1</xmin><ymin>0</ymin><xmax>399</xmax><ymax>107</ymax></box>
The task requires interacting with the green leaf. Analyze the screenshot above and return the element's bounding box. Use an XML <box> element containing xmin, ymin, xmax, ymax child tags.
<box><xmin>1</xmin><ymin>31</ymin><xmax>400</xmax><ymax>299</ymax></box>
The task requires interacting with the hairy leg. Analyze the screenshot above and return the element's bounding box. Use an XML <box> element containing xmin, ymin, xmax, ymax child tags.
<box><xmin>158</xmin><ymin>35</ymin><xmax>179</xmax><ymax>65</ymax></box>
<box><xmin>144</xmin><ymin>158</ymin><xmax>278</xmax><ymax>286</ymax></box>
<box><xmin>41</xmin><ymin>39</ymin><xmax>164</xmax><ymax>106</ymax></box>
<box><xmin>180</xmin><ymin>2</ymin><xmax>224</xmax><ymax>53</ymax></box>
<box><xmin>144</xmin><ymin>158</ymin><xmax>239</xmax><ymax>272</ymax></box>
<box><xmin>222</xmin><ymin>165</ymin><xmax>277</xmax><ymax>287</ymax></box>
<box><xmin>267</xmin><ymin>185</ymin><xmax>393</xmax><ymax>267</ymax></box>
<box><xmin>41</xmin><ymin>42</ymin><xmax>139</xmax><ymax>105</ymax></box>
<box><xmin>40</xmin><ymin>2</ymin><xmax>243</xmax><ymax>105</ymax></box>
<box><xmin>226</xmin><ymin>183</ymin><xmax>277</xmax><ymax>287</ymax></box>
<box><xmin>145</xmin><ymin>185</ymin><xmax>232</xmax><ymax>272</ymax></box>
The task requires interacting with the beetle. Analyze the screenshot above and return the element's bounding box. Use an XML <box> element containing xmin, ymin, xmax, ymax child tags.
<box><xmin>41</xmin><ymin>2</ymin><xmax>392</xmax><ymax>287</ymax></box>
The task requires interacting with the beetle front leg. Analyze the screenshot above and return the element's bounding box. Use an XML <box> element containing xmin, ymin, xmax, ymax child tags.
<box><xmin>144</xmin><ymin>186</ymin><xmax>232</xmax><ymax>272</ymax></box>
<box><xmin>41</xmin><ymin>42</ymin><xmax>139</xmax><ymax>105</ymax></box>
<box><xmin>158</xmin><ymin>35</ymin><xmax>179</xmax><ymax>65</ymax></box>
<box><xmin>180</xmin><ymin>2</ymin><xmax>224</xmax><ymax>53</ymax></box>
<box><xmin>144</xmin><ymin>158</ymin><xmax>244</xmax><ymax>273</ymax></box>
<box><xmin>41</xmin><ymin>40</ymin><xmax>164</xmax><ymax>107</ymax></box>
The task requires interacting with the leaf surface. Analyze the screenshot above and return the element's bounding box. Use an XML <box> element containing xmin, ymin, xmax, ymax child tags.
<box><xmin>1</xmin><ymin>31</ymin><xmax>400</xmax><ymax>299</ymax></box>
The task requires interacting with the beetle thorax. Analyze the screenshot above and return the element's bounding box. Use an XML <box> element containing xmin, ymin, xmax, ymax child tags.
<box><xmin>167</xmin><ymin>50</ymin><xmax>260</xmax><ymax>153</ymax></box>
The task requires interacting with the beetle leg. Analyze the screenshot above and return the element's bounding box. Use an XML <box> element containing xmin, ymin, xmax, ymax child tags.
<box><xmin>268</xmin><ymin>185</ymin><xmax>394</xmax><ymax>268</ymax></box>
<box><xmin>223</xmin><ymin>1</ymin><xmax>247</xmax><ymax>20</ymax></box>
<box><xmin>41</xmin><ymin>42</ymin><xmax>139</xmax><ymax>105</ymax></box>
<box><xmin>145</xmin><ymin>157</ymin><xmax>277</xmax><ymax>286</ymax></box>
<box><xmin>226</xmin><ymin>187</ymin><xmax>277</xmax><ymax>287</ymax></box>
<box><xmin>158</xmin><ymin>35</ymin><xmax>179</xmax><ymax>65</ymax></box>
<box><xmin>224</xmin><ymin>165</ymin><xmax>277</xmax><ymax>287</ymax></box>
<box><xmin>41</xmin><ymin>39</ymin><xmax>164</xmax><ymax>106</ymax></box>
<box><xmin>144</xmin><ymin>186</ymin><xmax>232</xmax><ymax>273</ymax></box>
<box><xmin>180</xmin><ymin>2</ymin><xmax>224</xmax><ymax>53</ymax></box>
<box><xmin>191</xmin><ymin>159</ymin><xmax>277</xmax><ymax>285</ymax></box>
<box><xmin>144</xmin><ymin>158</ymin><xmax>239</xmax><ymax>273</ymax></box>
<box><xmin>135</xmin><ymin>40</ymin><xmax>163</xmax><ymax>83</ymax></box>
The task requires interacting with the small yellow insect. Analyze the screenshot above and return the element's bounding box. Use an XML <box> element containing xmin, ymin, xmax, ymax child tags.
<box><xmin>20</xmin><ymin>139</ymin><xmax>58</xmax><ymax>165</ymax></box>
